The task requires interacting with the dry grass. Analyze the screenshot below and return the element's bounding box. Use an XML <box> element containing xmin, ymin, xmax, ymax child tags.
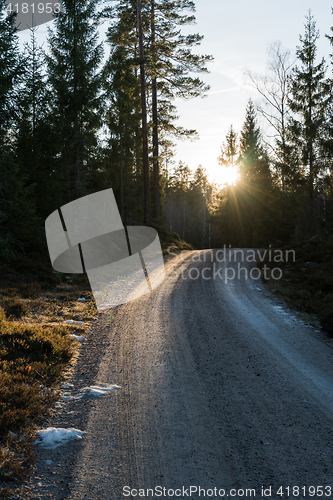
<box><xmin>0</xmin><ymin>311</ymin><xmax>74</xmax><ymax>486</ymax></box>
<box><xmin>0</xmin><ymin>257</ymin><xmax>97</xmax><ymax>494</ymax></box>
<box><xmin>2</xmin><ymin>297</ymin><xmax>29</xmax><ymax>319</ymax></box>
<box><xmin>0</xmin><ymin>278</ymin><xmax>96</xmax><ymax>326</ymax></box>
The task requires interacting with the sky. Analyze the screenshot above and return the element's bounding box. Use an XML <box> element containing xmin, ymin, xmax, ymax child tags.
<box><xmin>172</xmin><ymin>0</ymin><xmax>333</xmax><ymax>185</ymax></box>
<box><xmin>17</xmin><ymin>0</ymin><xmax>333</xmax><ymax>185</ymax></box>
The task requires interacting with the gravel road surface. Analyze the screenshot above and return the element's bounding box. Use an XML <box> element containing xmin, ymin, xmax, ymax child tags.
<box><xmin>26</xmin><ymin>250</ymin><xmax>333</xmax><ymax>500</ymax></box>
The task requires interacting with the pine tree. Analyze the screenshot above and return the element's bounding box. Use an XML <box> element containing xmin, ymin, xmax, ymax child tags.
<box><xmin>104</xmin><ymin>0</ymin><xmax>151</xmax><ymax>222</ymax></box>
<box><xmin>46</xmin><ymin>0</ymin><xmax>104</xmax><ymax>202</ymax></box>
<box><xmin>147</xmin><ymin>0</ymin><xmax>213</xmax><ymax>219</ymax></box>
<box><xmin>103</xmin><ymin>0</ymin><xmax>144</xmax><ymax>223</ymax></box>
<box><xmin>103</xmin><ymin>0</ymin><xmax>212</xmax><ymax>221</ymax></box>
<box><xmin>102</xmin><ymin>44</ymin><xmax>143</xmax><ymax>223</ymax></box>
<box><xmin>137</xmin><ymin>0</ymin><xmax>151</xmax><ymax>223</ymax></box>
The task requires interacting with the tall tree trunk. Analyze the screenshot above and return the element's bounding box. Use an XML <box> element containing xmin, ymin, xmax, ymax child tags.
<box><xmin>137</xmin><ymin>0</ymin><xmax>151</xmax><ymax>224</ymax></box>
<box><xmin>119</xmin><ymin>120</ymin><xmax>125</xmax><ymax>222</ymax></box>
<box><xmin>31</xmin><ymin>26</ymin><xmax>36</xmax><ymax>136</ymax></box>
<box><xmin>308</xmin><ymin>83</ymin><xmax>315</xmax><ymax>235</ymax></box>
<box><xmin>151</xmin><ymin>0</ymin><xmax>160</xmax><ymax>218</ymax></box>
<box><xmin>73</xmin><ymin>0</ymin><xmax>82</xmax><ymax>198</ymax></box>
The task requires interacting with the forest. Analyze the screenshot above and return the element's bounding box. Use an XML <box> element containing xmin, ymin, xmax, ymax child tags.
<box><xmin>2</xmin><ymin>2</ymin><xmax>333</xmax><ymax>493</ymax></box>
<box><xmin>0</xmin><ymin>0</ymin><xmax>333</xmax><ymax>258</ymax></box>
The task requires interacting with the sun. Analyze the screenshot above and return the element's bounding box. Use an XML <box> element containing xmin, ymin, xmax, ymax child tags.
<box><xmin>222</xmin><ymin>164</ymin><xmax>239</xmax><ymax>186</ymax></box>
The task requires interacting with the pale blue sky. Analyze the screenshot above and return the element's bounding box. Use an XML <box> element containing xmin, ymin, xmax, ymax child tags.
<box><xmin>18</xmin><ymin>0</ymin><xmax>333</xmax><ymax>184</ymax></box>
<box><xmin>173</xmin><ymin>0</ymin><xmax>333</xmax><ymax>184</ymax></box>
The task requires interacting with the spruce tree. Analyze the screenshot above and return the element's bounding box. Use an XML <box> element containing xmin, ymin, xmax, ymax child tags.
<box><xmin>15</xmin><ymin>28</ymin><xmax>62</xmax><ymax>218</ymax></box>
<box><xmin>189</xmin><ymin>165</ymin><xmax>210</xmax><ymax>247</ymax></box>
<box><xmin>165</xmin><ymin>160</ymin><xmax>191</xmax><ymax>239</ymax></box>
<box><xmin>218</xmin><ymin>125</ymin><xmax>238</xmax><ymax>244</ymax></box>
<box><xmin>218</xmin><ymin>124</ymin><xmax>238</xmax><ymax>168</ymax></box>
<box><xmin>235</xmin><ymin>100</ymin><xmax>273</xmax><ymax>246</ymax></box>
<box><xmin>0</xmin><ymin>1</ymin><xmax>38</xmax><ymax>259</ymax></box>
<box><xmin>46</xmin><ymin>0</ymin><xmax>104</xmax><ymax>202</ymax></box>
<box><xmin>0</xmin><ymin>0</ymin><xmax>21</xmax><ymax>142</ymax></box>
<box><xmin>288</xmin><ymin>11</ymin><xmax>330</xmax><ymax>203</ymax></box>
<box><xmin>238</xmin><ymin>99</ymin><xmax>269</xmax><ymax>183</ymax></box>
<box><xmin>323</xmin><ymin>11</ymin><xmax>333</xmax><ymax>177</ymax></box>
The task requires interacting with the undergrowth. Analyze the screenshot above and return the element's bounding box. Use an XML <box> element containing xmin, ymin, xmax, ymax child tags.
<box><xmin>258</xmin><ymin>237</ymin><xmax>333</xmax><ymax>332</ymax></box>
<box><xmin>0</xmin><ymin>254</ymin><xmax>94</xmax><ymax>496</ymax></box>
<box><xmin>0</xmin><ymin>308</ymin><xmax>74</xmax><ymax>489</ymax></box>
<box><xmin>153</xmin><ymin>226</ymin><xmax>194</xmax><ymax>254</ymax></box>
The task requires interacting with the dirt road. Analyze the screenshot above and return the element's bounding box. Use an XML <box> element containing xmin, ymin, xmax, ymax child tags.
<box><xmin>30</xmin><ymin>250</ymin><xmax>333</xmax><ymax>499</ymax></box>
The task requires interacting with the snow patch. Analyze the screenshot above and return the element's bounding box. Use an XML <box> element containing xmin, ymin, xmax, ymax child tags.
<box><xmin>37</xmin><ymin>427</ymin><xmax>86</xmax><ymax>449</ymax></box>
<box><xmin>61</xmin><ymin>393</ymin><xmax>83</xmax><ymax>401</ymax></box>
<box><xmin>69</xmin><ymin>334</ymin><xmax>85</xmax><ymax>342</ymax></box>
<box><xmin>80</xmin><ymin>383</ymin><xmax>121</xmax><ymax>397</ymax></box>
<box><xmin>272</xmin><ymin>305</ymin><xmax>287</xmax><ymax>315</ymax></box>
<box><xmin>63</xmin><ymin>320</ymin><xmax>84</xmax><ymax>325</ymax></box>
